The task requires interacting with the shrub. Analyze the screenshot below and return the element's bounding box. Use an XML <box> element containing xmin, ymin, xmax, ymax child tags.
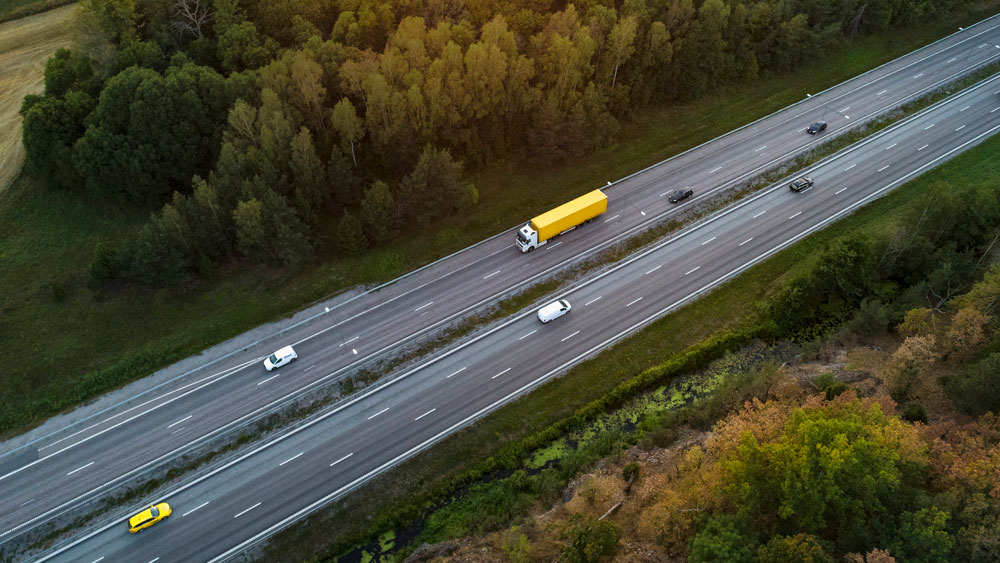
<box><xmin>902</xmin><ymin>403</ymin><xmax>928</xmax><ymax>424</ymax></box>
<box><xmin>561</xmin><ymin>516</ymin><xmax>621</xmax><ymax>563</ymax></box>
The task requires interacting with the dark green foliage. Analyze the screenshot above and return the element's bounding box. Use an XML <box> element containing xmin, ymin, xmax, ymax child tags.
<box><xmin>756</xmin><ymin>533</ymin><xmax>833</xmax><ymax>563</ymax></box>
<box><xmin>360</xmin><ymin>180</ymin><xmax>397</xmax><ymax>243</ymax></box>
<box><xmin>889</xmin><ymin>508</ymin><xmax>954</xmax><ymax>563</ymax></box>
<box><xmin>824</xmin><ymin>382</ymin><xmax>849</xmax><ymax>401</ymax></box>
<box><xmin>44</xmin><ymin>48</ymin><xmax>98</xmax><ymax>98</ymax></box>
<box><xmin>948</xmin><ymin>353</ymin><xmax>1000</xmax><ymax>415</ymax></box>
<box><xmin>953</xmin><ymin>494</ymin><xmax>1000</xmax><ymax>563</ymax></box>
<box><xmin>902</xmin><ymin>403</ymin><xmax>928</xmax><ymax>424</ymax></box>
<box><xmin>336</xmin><ymin>210</ymin><xmax>368</xmax><ymax>256</ymax></box>
<box><xmin>396</xmin><ymin>145</ymin><xmax>476</xmax><ymax>225</ymax></box>
<box><xmin>689</xmin><ymin>515</ymin><xmax>757</xmax><ymax>563</ymax></box>
<box><xmin>19</xmin><ymin>93</ymin><xmax>92</xmax><ymax>189</ymax></box>
<box><xmin>561</xmin><ymin>516</ymin><xmax>621</xmax><ymax>563</ymax></box>
<box><xmin>842</xmin><ymin>297</ymin><xmax>895</xmax><ymax>338</ymax></box>
<box><xmin>622</xmin><ymin>461</ymin><xmax>639</xmax><ymax>483</ymax></box>
<box><xmin>115</xmin><ymin>40</ymin><xmax>168</xmax><ymax>73</ymax></box>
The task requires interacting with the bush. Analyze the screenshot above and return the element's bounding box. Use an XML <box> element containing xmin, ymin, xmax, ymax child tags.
<box><xmin>825</xmin><ymin>382</ymin><xmax>850</xmax><ymax>401</ymax></box>
<box><xmin>902</xmin><ymin>403</ymin><xmax>928</xmax><ymax>424</ymax></box>
<box><xmin>561</xmin><ymin>516</ymin><xmax>621</xmax><ymax>563</ymax></box>
<box><xmin>622</xmin><ymin>462</ymin><xmax>640</xmax><ymax>483</ymax></box>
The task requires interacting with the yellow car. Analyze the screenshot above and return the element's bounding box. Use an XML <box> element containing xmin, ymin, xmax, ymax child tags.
<box><xmin>128</xmin><ymin>502</ymin><xmax>171</xmax><ymax>533</ymax></box>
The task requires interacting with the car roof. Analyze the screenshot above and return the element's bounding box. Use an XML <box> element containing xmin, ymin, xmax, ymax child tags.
<box><xmin>129</xmin><ymin>507</ymin><xmax>153</xmax><ymax>526</ymax></box>
<box><xmin>275</xmin><ymin>345</ymin><xmax>294</xmax><ymax>356</ymax></box>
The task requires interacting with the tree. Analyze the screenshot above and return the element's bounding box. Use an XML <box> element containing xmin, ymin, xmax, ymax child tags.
<box><xmin>945</xmin><ymin>307</ymin><xmax>989</xmax><ymax>356</ymax></box>
<box><xmin>233</xmin><ymin>198</ymin><xmax>269</xmax><ymax>262</ymax></box>
<box><xmin>890</xmin><ymin>508</ymin><xmax>954</xmax><ymax>563</ymax></box>
<box><xmin>20</xmin><ymin>93</ymin><xmax>91</xmax><ymax>190</ymax></box>
<box><xmin>396</xmin><ymin>144</ymin><xmax>475</xmax><ymax>225</ymax></box>
<box><xmin>79</xmin><ymin>0</ymin><xmax>138</xmax><ymax>44</ymax></box>
<box><xmin>606</xmin><ymin>15</ymin><xmax>638</xmax><ymax>87</ymax></box>
<box><xmin>289</xmin><ymin>127</ymin><xmax>327</xmax><ymax>223</ymax></box>
<box><xmin>689</xmin><ymin>515</ymin><xmax>756</xmax><ymax>563</ymax></box>
<box><xmin>330</xmin><ymin>98</ymin><xmax>363</xmax><ymax>167</ymax></box>
<box><xmin>360</xmin><ymin>180</ymin><xmax>396</xmax><ymax>243</ymax></box>
<box><xmin>336</xmin><ymin>210</ymin><xmax>368</xmax><ymax>256</ymax></box>
<box><xmin>757</xmin><ymin>534</ymin><xmax>833</xmax><ymax>563</ymax></box>
<box><xmin>170</xmin><ymin>0</ymin><xmax>213</xmax><ymax>39</ymax></box>
<box><xmin>949</xmin><ymin>353</ymin><xmax>1000</xmax><ymax>415</ymax></box>
<box><xmin>562</xmin><ymin>517</ymin><xmax>621</xmax><ymax>563</ymax></box>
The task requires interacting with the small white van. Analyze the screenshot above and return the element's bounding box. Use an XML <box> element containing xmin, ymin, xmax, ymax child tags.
<box><xmin>263</xmin><ymin>345</ymin><xmax>298</xmax><ymax>371</ymax></box>
<box><xmin>537</xmin><ymin>300</ymin><xmax>571</xmax><ymax>323</ymax></box>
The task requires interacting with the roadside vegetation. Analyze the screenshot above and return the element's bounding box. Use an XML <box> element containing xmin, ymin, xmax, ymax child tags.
<box><xmin>0</xmin><ymin>0</ymin><xmax>74</xmax><ymax>24</ymax></box>
<box><xmin>256</xmin><ymin>123</ymin><xmax>1000</xmax><ymax>561</ymax></box>
<box><xmin>4</xmin><ymin>0</ymin><xmax>998</xmax><ymax>437</ymax></box>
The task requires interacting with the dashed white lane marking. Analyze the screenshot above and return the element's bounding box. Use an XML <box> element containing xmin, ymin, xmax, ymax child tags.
<box><xmin>304</xmin><ymin>365</ymin><xmax>316</xmax><ymax>371</ymax></box>
<box><xmin>658</xmin><ymin>190</ymin><xmax>671</xmax><ymax>197</ymax></box>
<box><xmin>788</xmin><ymin>211</ymin><xmax>802</xmax><ymax>220</ymax></box>
<box><xmin>482</xmin><ymin>270</ymin><xmax>501</xmax><ymax>280</ymax></box>
<box><xmin>878</xmin><ymin>165</ymin><xmax>890</xmax><ymax>172</ymax></box>
<box><xmin>701</xmin><ymin>236</ymin><xmax>716</xmax><ymax>245</ymax></box>
<box><xmin>67</xmin><ymin>462</ymin><xmax>94</xmax><ymax>476</ymax></box>
<box><xmin>339</xmin><ymin>336</ymin><xmax>359</xmax><ymax>347</ymax></box>
<box><xmin>183</xmin><ymin>501</ymin><xmax>210</xmax><ymax>517</ymax></box>
<box><xmin>446</xmin><ymin>366</ymin><xmax>467</xmax><ymax>378</ymax></box>
<box><xmin>518</xmin><ymin>330</ymin><xmax>536</xmax><ymax>341</ymax></box>
<box><xmin>367</xmin><ymin>408</ymin><xmax>389</xmax><ymax>420</ymax></box>
<box><xmin>924</xmin><ymin>123</ymin><xmax>935</xmax><ymax>130</ymax></box>
<box><xmin>626</xmin><ymin>297</ymin><xmax>643</xmax><ymax>307</ymax></box>
<box><xmin>979</xmin><ymin>43</ymin><xmax>989</xmax><ymax>48</ymax></box>
<box><xmin>414</xmin><ymin>301</ymin><xmax>433</xmax><ymax>312</ymax></box>
<box><xmin>561</xmin><ymin>331</ymin><xmax>580</xmax><ymax>342</ymax></box>
<box><xmin>167</xmin><ymin>415</ymin><xmax>192</xmax><ymax>429</ymax></box>
<box><xmin>257</xmin><ymin>373</ymin><xmax>280</xmax><ymax>386</ymax></box>
<box><xmin>913</xmin><ymin>72</ymin><xmax>924</xmax><ymax>78</ymax></box>
<box><xmin>684</xmin><ymin>266</ymin><xmax>700</xmax><ymax>276</ymax></box>
<box><xmin>492</xmin><ymin>368</ymin><xmax>511</xmax><ymax>380</ymax></box>
<box><xmin>797</xmin><ymin>127</ymin><xmax>806</xmax><ymax>132</ymax></box>
<box><xmin>960</xmin><ymin>105</ymin><xmax>970</xmax><ymax>112</ymax></box>
<box><xmin>844</xmin><ymin>163</ymin><xmax>857</xmax><ymax>171</ymax></box>
<box><xmin>547</xmin><ymin>242</ymin><xmax>562</xmax><ymax>249</ymax></box>
<box><xmin>992</xmin><ymin>107</ymin><xmax>1000</xmax><ymax>113</ymax></box>
<box><xmin>754</xmin><ymin>145</ymin><xmax>767</xmax><ymax>152</ymax></box>
<box><xmin>234</xmin><ymin>503</ymin><xmax>261</xmax><ymax>518</ymax></box>
<box><xmin>885</xmin><ymin>143</ymin><xmax>896</xmax><ymax>150</ymax></box>
<box><xmin>604</xmin><ymin>214</ymin><xmax>620</xmax><ymax>222</ymax></box>
<box><xmin>147</xmin><ymin>559</ymin><xmax>159</xmax><ymax>563</ymax></box>
<box><xmin>90</xmin><ymin>558</ymin><xmax>104</xmax><ymax>563</ymax></box>
<box><xmin>739</xmin><ymin>237</ymin><xmax>753</xmax><ymax>247</ymax></box>
<box><xmin>415</xmin><ymin>408</ymin><xmax>436</xmax><ymax>421</ymax></box>
<box><xmin>876</xmin><ymin>89</ymin><xmax>888</xmax><ymax>95</ymax></box>
<box><xmin>709</xmin><ymin>166</ymin><xmax>722</xmax><ymax>174</ymax></box>
<box><xmin>947</xmin><ymin>57</ymin><xmax>957</xmax><ymax>63</ymax></box>
<box><xmin>20</xmin><ymin>499</ymin><xmax>34</xmax><ymax>507</ymax></box>
<box><xmin>956</xmin><ymin>125</ymin><xmax>966</xmax><ymax>131</ymax></box>
<box><xmin>752</xmin><ymin>210</ymin><xmax>767</xmax><ymax>219</ymax></box>
<box><xmin>330</xmin><ymin>453</ymin><xmax>353</xmax><ymax>467</ymax></box>
<box><xmin>584</xmin><ymin>296</ymin><xmax>602</xmax><ymax>306</ymax></box>
<box><xmin>838</xmin><ymin>106</ymin><xmax>850</xmax><ymax>113</ymax></box>
<box><xmin>835</xmin><ymin>187</ymin><xmax>848</xmax><ymax>195</ymax></box>
<box><xmin>646</xmin><ymin>265</ymin><xmax>661</xmax><ymax>274</ymax></box>
<box><xmin>918</xmin><ymin>144</ymin><xmax>929</xmax><ymax>151</ymax></box>
<box><xmin>279</xmin><ymin>452</ymin><xmax>303</xmax><ymax>466</ymax></box>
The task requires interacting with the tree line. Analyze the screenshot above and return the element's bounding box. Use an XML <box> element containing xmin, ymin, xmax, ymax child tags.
<box><xmin>20</xmin><ymin>0</ymin><xmax>984</xmax><ymax>287</ymax></box>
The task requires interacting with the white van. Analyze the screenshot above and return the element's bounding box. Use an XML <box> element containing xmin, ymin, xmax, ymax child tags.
<box><xmin>537</xmin><ymin>300</ymin><xmax>571</xmax><ymax>323</ymax></box>
<box><xmin>263</xmin><ymin>345</ymin><xmax>297</xmax><ymax>371</ymax></box>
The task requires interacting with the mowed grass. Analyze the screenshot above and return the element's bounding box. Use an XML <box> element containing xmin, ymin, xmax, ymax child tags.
<box><xmin>0</xmin><ymin>0</ymin><xmax>75</xmax><ymax>24</ymax></box>
<box><xmin>265</xmin><ymin>110</ymin><xmax>1000</xmax><ymax>563</ymax></box>
<box><xmin>0</xmin><ymin>7</ymin><xmax>996</xmax><ymax>436</ymax></box>
<box><xmin>0</xmin><ymin>3</ymin><xmax>75</xmax><ymax>192</ymax></box>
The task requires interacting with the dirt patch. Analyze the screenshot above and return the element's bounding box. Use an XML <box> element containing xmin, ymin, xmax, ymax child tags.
<box><xmin>0</xmin><ymin>3</ymin><xmax>75</xmax><ymax>192</ymax></box>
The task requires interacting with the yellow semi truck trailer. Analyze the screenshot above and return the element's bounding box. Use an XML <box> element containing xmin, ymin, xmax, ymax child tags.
<box><xmin>515</xmin><ymin>189</ymin><xmax>608</xmax><ymax>252</ymax></box>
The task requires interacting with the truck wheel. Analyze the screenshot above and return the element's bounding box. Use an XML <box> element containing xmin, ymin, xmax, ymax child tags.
<box><xmin>527</xmin><ymin>245</ymin><xmax>534</xmax><ymax>252</ymax></box>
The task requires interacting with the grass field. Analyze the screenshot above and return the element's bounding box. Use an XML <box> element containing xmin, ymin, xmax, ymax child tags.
<box><xmin>0</xmin><ymin>3</ymin><xmax>75</xmax><ymax>192</ymax></box>
<box><xmin>0</xmin><ymin>0</ymin><xmax>75</xmax><ymax>24</ymax></box>
<box><xmin>0</xmin><ymin>6</ymin><xmax>997</xmax><ymax>437</ymax></box>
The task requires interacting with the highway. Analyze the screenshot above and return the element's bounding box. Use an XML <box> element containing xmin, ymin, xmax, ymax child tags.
<box><xmin>4</xmin><ymin>13</ymin><xmax>1000</xmax><ymax>560</ymax></box>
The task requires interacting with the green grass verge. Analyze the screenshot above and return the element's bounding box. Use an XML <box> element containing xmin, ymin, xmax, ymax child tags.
<box><xmin>0</xmin><ymin>0</ymin><xmax>75</xmax><ymax>23</ymax></box>
<box><xmin>259</xmin><ymin>111</ymin><xmax>1000</xmax><ymax>563</ymax></box>
<box><xmin>0</xmin><ymin>6</ymin><xmax>996</xmax><ymax>437</ymax></box>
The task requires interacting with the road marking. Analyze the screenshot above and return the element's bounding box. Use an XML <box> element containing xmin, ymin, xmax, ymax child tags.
<box><xmin>584</xmin><ymin>296</ymin><xmax>602</xmax><ymax>306</ymax></box>
<box><xmin>844</xmin><ymin>163</ymin><xmax>857</xmax><ymax>171</ymax></box>
<box><xmin>739</xmin><ymin>237</ymin><xmax>753</xmax><ymax>247</ymax></box>
<box><xmin>90</xmin><ymin>558</ymin><xmax>104</xmax><ymax>563</ymax></box>
<box><xmin>754</xmin><ymin>145</ymin><xmax>767</xmax><ymax>152</ymax></box>
<box><xmin>701</xmin><ymin>236</ymin><xmax>716</xmax><ymax>246</ymax></box>
<box><xmin>797</xmin><ymin>127</ymin><xmax>806</xmax><ymax>132</ymax></box>
<box><xmin>885</xmin><ymin>143</ymin><xmax>896</xmax><ymax>150</ymax></box>
<box><xmin>918</xmin><ymin>144</ymin><xmax>929</xmax><ymax>151</ymax></box>
<box><xmin>414</xmin><ymin>301</ymin><xmax>433</xmax><ymax>312</ymax></box>
<box><xmin>234</xmin><ymin>503</ymin><xmax>261</xmax><ymax>518</ymax></box>
<box><xmin>547</xmin><ymin>242</ymin><xmax>562</xmax><ymax>249</ymax></box>
<box><xmin>947</xmin><ymin>57</ymin><xmax>957</xmax><ymax>63</ymax></box>
<box><xmin>646</xmin><ymin>265</ymin><xmax>662</xmax><ymax>274</ymax></box>
<box><xmin>709</xmin><ymin>166</ymin><xmax>722</xmax><ymax>174</ymax></box>
<box><xmin>415</xmin><ymin>408</ymin><xmax>436</xmax><ymax>421</ymax></box>
<box><xmin>304</xmin><ymin>366</ymin><xmax>315</xmax><ymax>371</ymax></box>
<box><xmin>684</xmin><ymin>266</ymin><xmax>700</xmax><ymax>276</ymax></box>
<box><xmin>604</xmin><ymin>214</ymin><xmax>620</xmax><ymax>222</ymax></box>
<box><xmin>960</xmin><ymin>105</ymin><xmax>970</xmax><ymax>112</ymax></box>
<box><xmin>183</xmin><ymin>502</ymin><xmax>210</xmax><ymax>517</ymax></box>
<box><xmin>367</xmin><ymin>408</ymin><xmax>389</xmax><ymax>420</ymax></box>
<box><xmin>878</xmin><ymin>165</ymin><xmax>890</xmax><ymax>172</ymax></box>
<box><xmin>518</xmin><ymin>330</ymin><xmax>537</xmax><ymax>341</ymax></box>
<box><xmin>167</xmin><ymin>415</ymin><xmax>192</xmax><ymax>429</ymax></box>
<box><xmin>788</xmin><ymin>211</ymin><xmax>802</xmax><ymax>220</ymax></box>
<box><xmin>913</xmin><ymin>72</ymin><xmax>924</xmax><ymax>78</ymax></box>
<box><xmin>561</xmin><ymin>331</ymin><xmax>580</xmax><ymax>342</ymax></box>
<box><xmin>20</xmin><ymin>499</ymin><xmax>34</xmax><ymax>507</ymax></box>
<box><xmin>876</xmin><ymin>89</ymin><xmax>888</xmax><ymax>95</ymax></box>
<box><xmin>482</xmin><ymin>270</ymin><xmax>501</xmax><ymax>280</ymax></box>
<box><xmin>838</xmin><ymin>106</ymin><xmax>850</xmax><ymax>113</ymax></box>
<box><xmin>835</xmin><ymin>187</ymin><xmax>848</xmax><ymax>195</ymax></box>
<box><xmin>330</xmin><ymin>453</ymin><xmax>353</xmax><ymax>467</ymax></box>
<box><xmin>658</xmin><ymin>191</ymin><xmax>671</xmax><ymax>197</ymax></box>
<box><xmin>924</xmin><ymin>123</ymin><xmax>935</xmax><ymax>130</ymax></box>
<box><xmin>67</xmin><ymin>462</ymin><xmax>94</xmax><ymax>476</ymax></box>
<box><xmin>279</xmin><ymin>452</ymin><xmax>303</xmax><ymax>466</ymax></box>
<box><xmin>626</xmin><ymin>297</ymin><xmax>643</xmax><ymax>307</ymax></box>
<box><xmin>256</xmin><ymin>373</ymin><xmax>280</xmax><ymax>386</ymax></box>
<box><xmin>147</xmin><ymin>559</ymin><xmax>159</xmax><ymax>563</ymax></box>
<box><xmin>446</xmin><ymin>366</ymin><xmax>467</xmax><ymax>378</ymax></box>
<box><xmin>338</xmin><ymin>336</ymin><xmax>359</xmax><ymax>347</ymax></box>
<box><xmin>979</xmin><ymin>43</ymin><xmax>989</xmax><ymax>48</ymax></box>
<box><xmin>752</xmin><ymin>210</ymin><xmax>767</xmax><ymax>219</ymax></box>
<box><xmin>992</xmin><ymin>107</ymin><xmax>1000</xmax><ymax>113</ymax></box>
<box><xmin>492</xmin><ymin>368</ymin><xmax>511</xmax><ymax>380</ymax></box>
<box><xmin>956</xmin><ymin>125</ymin><xmax>966</xmax><ymax>131</ymax></box>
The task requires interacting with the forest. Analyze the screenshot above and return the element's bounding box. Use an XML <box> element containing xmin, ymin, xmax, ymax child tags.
<box><xmin>19</xmin><ymin>0</ymin><xmax>978</xmax><ymax>287</ymax></box>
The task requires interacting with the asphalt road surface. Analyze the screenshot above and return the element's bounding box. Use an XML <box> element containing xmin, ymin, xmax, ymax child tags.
<box><xmin>5</xmin><ymin>13</ymin><xmax>1000</xmax><ymax>561</ymax></box>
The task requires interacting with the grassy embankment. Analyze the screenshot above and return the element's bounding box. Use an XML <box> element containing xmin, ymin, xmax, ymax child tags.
<box><xmin>0</xmin><ymin>7</ymin><xmax>995</xmax><ymax>437</ymax></box>
<box><xmin>0</xmin><ymin>0</ymin><xmax>76</xmax><ymax>25</ymax></box>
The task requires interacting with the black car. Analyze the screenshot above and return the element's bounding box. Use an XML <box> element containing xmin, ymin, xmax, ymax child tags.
<box><xmin>789</xmin><ymin>176</ymin><xmax>814</xmax><ymax>192</ymax></box>
<box><xmin>807</xmin><ymin>121</ymin><xmax>827</xmax><ymax>134</ymax></box>
<box><xmin>668</xmin><ymin>188</ymin><xmax>694</xmax><ymax>203</ymax></box>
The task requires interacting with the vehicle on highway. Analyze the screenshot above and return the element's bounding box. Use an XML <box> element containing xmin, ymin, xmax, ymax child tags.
<box><xmin>807</xmin><ymin>121</ymin><xmax>827</xmax><ymax>134</ymax></box>
<box><xmin>789</xmin><ymin>176</ymin><xmax>814</xmax><ymax>192</ymax></box>
<box><xmin>128</xmin><ymin>502</ymin><xmax>171</xmax><ymax>533</ymax></box>
<box><xmin>537</xmin><ymin>300</ymin><xmax>572</xmax><ymax>323</ymax></box>
<box><xmin>264</xmin><ymin>345</ymin><xmax>298</xmax><ymax>371</ymax></box>
<box><xmin>667</xmin><ymin>188</ymin><xmax>694</xmax><ymax>203</ymax></box>
<box><xmin>516</xmin><ymin>190</ymin><xmax>608</xmax><ymax>252</ymax></box>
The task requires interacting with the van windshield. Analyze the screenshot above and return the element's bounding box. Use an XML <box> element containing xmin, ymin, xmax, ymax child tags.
<box><xmin>268</xmin><ymin>354</ymin><xmax>279</xmax><ymax>364</ymax></box>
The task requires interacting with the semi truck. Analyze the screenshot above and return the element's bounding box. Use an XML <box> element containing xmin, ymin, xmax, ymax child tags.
<box><xmin>515</xmin><ymin>189</ymin><xmax>608</xmax><ymax>252</ymax></box>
